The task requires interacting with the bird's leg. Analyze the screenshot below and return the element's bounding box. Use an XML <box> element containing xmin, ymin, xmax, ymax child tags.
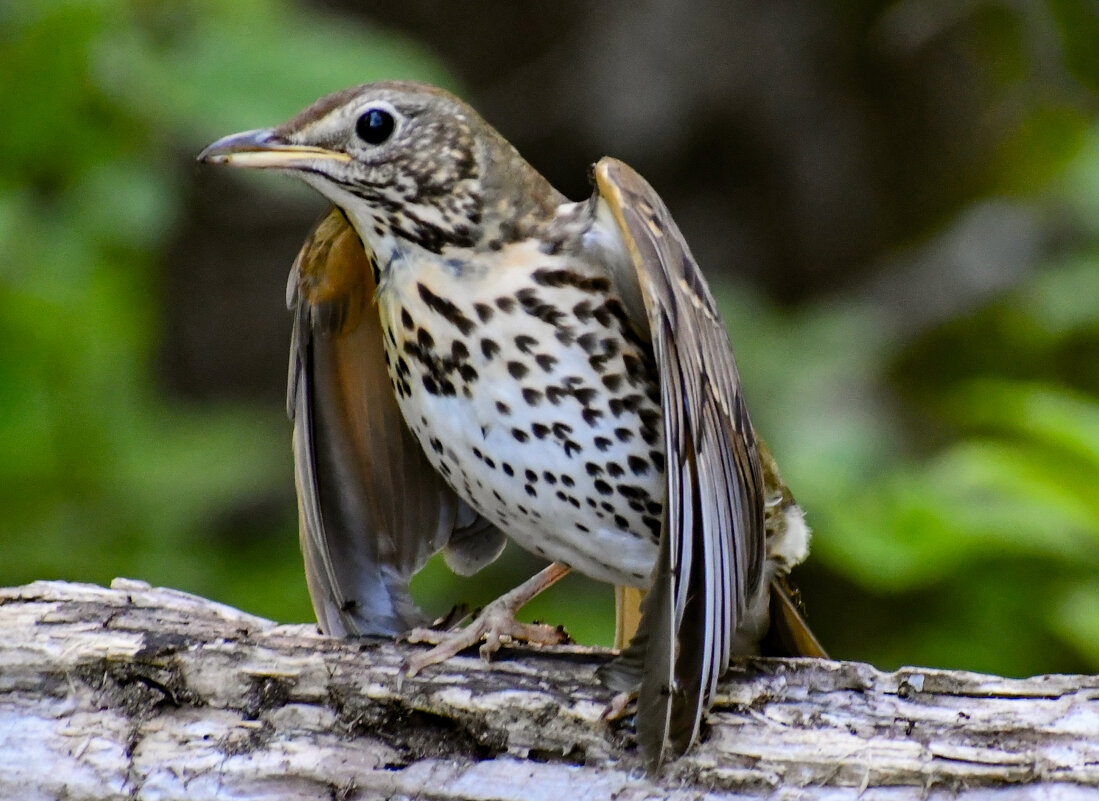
<box><xmin>404</xmin><ymin>562</ymin><xmax>571</xmax><ymax>676</ymax></box>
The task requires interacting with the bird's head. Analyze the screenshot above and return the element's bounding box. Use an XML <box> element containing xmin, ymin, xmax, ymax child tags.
<box><xmin>199</xmin><ymin>81</ymin><xmax>559</xmax><ymax>256</ymax></box>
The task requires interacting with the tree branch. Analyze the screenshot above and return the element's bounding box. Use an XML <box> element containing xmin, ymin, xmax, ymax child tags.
<box><xmin>1</xmin><ymin>579</ymin><xmax>1096</xmax><ymax>800</ymax></box>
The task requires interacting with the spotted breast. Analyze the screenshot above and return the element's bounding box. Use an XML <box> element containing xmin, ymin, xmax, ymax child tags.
<box><xmin>375</xmin><ymin>230</ymin><xmax>666</xmax><ymax>588</ymax></box>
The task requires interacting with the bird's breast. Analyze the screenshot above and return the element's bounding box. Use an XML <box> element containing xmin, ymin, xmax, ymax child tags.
<box><xmin>375</xmin><ymin>243</ymin><xmax>667</xmax><ymax>587</ymax></box>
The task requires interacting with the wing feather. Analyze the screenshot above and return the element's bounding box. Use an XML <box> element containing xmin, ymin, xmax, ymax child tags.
<box><xmin>594</xmin><ymin>159</ymin><xmax>766</xmax><ymax>766</ymax></box>
<box><xmin>288</xmin><ymin>207</ymin><xmax>504</xmax><ymax>636</ymax></box>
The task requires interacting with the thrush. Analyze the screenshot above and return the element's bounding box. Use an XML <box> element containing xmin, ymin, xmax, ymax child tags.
<box><xmin>199</xmin><ymin>81</ymin><xmax>825</xmax><ymax>767</ymax></box>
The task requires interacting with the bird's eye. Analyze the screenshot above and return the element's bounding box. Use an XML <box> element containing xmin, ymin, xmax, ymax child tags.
<box><xmin>355</xmin><ymin>108</ymin><xmax>396</xmax><ymax>145</ymax></box>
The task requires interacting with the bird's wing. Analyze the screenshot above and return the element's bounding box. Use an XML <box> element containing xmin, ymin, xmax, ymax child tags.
<box><xmin>288</xmin><ymin>207</ymin><xmax>505</xmax><ymax>637</ymax></box>
<box><xmin>593</xmin><ymin>158</ymin><xmax>766</xmax><ymax>767</ymax></box>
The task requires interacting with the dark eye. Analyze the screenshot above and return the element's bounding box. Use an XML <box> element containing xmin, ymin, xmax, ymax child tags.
<box><xmin>355</xmin><ymin>108</ymin><xmax>395</xmax><ymax>145</ymax></box>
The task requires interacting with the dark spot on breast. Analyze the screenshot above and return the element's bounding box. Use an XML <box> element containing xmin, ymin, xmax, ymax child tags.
<box><xmin>614</xmin><ymin>514</ymin><xmax>629</xmax><ymax>529</ymax></box>
<box><xmin>582</xmin><ymin>409</ymin><xmax>603</xmax><ymax>426</ymax></box>
<box><xmin>606</xmin><ymin>462</ymin><xmax>625</xmax><ymax>478</ymax></box>
<box><xmin>451</xmin><ymin>340</ymin><xmax>469</xmax><ymax>361</ymax></box>
<box><xmin>507</xmin><ymin>361</ymin><xmax>529</xmax><ymax>379</ymax></box>
<box><xmin>423</xmin><ymin>376</ymin><xmax>439</xmax><ymax>394</ymax></box>
<box><xmin>515</xmin><ymin>335</ymin><xmax>537</xmax><ymax>353</ymax></box>
<box><xmin>474</xmin><ymin>302</ymin><xmax>493</xmax><ymax>322</ymax></box>
<box><xmin>512</xmin><ymin>428</ymin><xmax>529</xmax><ymax>443</ymax></box>
<box><xmin>522</xmin><ymin>388</ymin><xmax>543</xmax><ymax>406</ymax></box>
<box><xmin>481</xmin><ymin>338</ymin><xmax>500</xmax><ymax>360</ymax></box>
<box><xmin>496</xmin><ymin>401</ymin><xmax>511</xmax><ymax>415</ymax></box>
<box><xmin>577</xmin><ymin>332</ymin><xmax>600</xmax><ymax>354</ymax></box>
<box><xmin>614</xmin><ymin>427</ymin><xmax>633</xmax><ymax>442</ymax></box>
<box><xmin>555</xmin><ymin>327</ymin><xmax>575</xmax><ymax>345</ymax></box>
<box><xmin>543</xmin><ymin>471</ymin><xmax>557</xmax><ymax>484</ymax></box>
<box><xmin>417</xmin><ymin>283</ymin><xmax>475</xmax><ymax>335</ymax></box>
<box><xmin>531</xmin><ymin>268</ymin><xmax>610</xmax><ymax>294</ymax></box>
<box><xmin>546</xmin><ymin>386</ymin><xmax>567</xmax><ymax>404</ymax></box>
<box><xmin>417</xmin><ymin>328</ymin><xmax>434</xmax><ymax>350</ymax></box>
<box><xmin>574</xmin><ymin>387</ymin><xmax>598</xmax><ymax>406</ymax></box>
<box><xmin>595</xmin><ymin>437</ymin><xmax>612</xmax><ymax>451</ymax></box>
<box><xmin>502</xmin><ymin>463</ymin><xmax>514</xmax><ymax>476</ymax></box>
<box><xmin>525</xmin><ymin>484</ymin><xmax>537</xmax><ymax>498</ymax></box>
<box><xmin>585</xmin><ymin>462</ymin><xmax>603</xmax><ymax>476</ymax></box>
<box><xmin>594</xmin><ymin>479</ymin><xmax>613</xmax><ymax>495</ymax></box>
<box><xmin>459</xmin><ymin>365</ymin><xmax>478</xmax><ymax>382</ymax></box>
<box><xmin>575</xmin><ymin>523</ymin><xmax>589</xmax><ymax>532</ymax></box>
<box><xmin>628</xmin><ymin>455</ymin><xmax>649</xmax><ymax>475</ymax></box>
<box><xmin>552</xmin><ymin>422</ymin><xmax>573</xmax><ymax>439</ymax></box>
<box><xmin>535</xmin><ymin>354</ymin><xmax>557</xmax><ymax>373</ymax></box>
<box><xmin>400</xmin><ymin>307</ymin><xmax>414</xmax><ymax>330</ymax></box>
<box><xmin>564</xmin><ymin>440</ymin><xmax>582</xmax><ymax>457</ymax></box>
<box><xmin>650</xmin><ymin>450</ymin><xmax>666</xmax><ymax>472</ymax></box>
<box><xmin>531</xmin><ymin>423</ymin><xmax>550</xmax><ymax>439</ymax></box>
<box><xmin>642</xmin><ymin>516</ymin><xmax>662</xmax><ymax>537</ymax></box>
<box><xmin>561</xmin><ymin>475</ymin><xmax>575</xmax><ymax>488</ymax></box>
<box><xmin>573</xmin><ymin>301</ymin><xmax>593</xmax><ymax>322</ymax></box>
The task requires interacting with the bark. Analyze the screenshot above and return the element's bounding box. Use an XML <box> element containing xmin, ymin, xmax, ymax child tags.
<box><xmin>0</xmin><ymin>579</ymin><xmax>1096</xmax><ymax>800</ymax></box>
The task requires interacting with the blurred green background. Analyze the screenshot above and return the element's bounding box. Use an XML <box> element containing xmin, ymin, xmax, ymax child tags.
<box><xmin>3</xmin><ymin>0</ymin><xmax>1099</xmax><ymax>678</ymax></box>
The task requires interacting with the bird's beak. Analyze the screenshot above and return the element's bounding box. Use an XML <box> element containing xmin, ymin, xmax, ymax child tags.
<box><xmin>197</xmin><ymin>128</ymin><xmax>351</xmax><ymax>169</ymax></box>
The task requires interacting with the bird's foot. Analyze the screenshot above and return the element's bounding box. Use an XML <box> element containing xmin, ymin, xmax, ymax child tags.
<box><xmin>403</xmin><ymin>562</ymin><xmax>572</xmax><ymax>676</ymax></box>
<box><xmin>404</xmin><ymin>597</ymin><xmax>567</xmax><ymax>676</ymax></box>
<box><xmin>602</xmin><ymin>691</ymin><xmax>636</xmax><ymax>722</ymax></box>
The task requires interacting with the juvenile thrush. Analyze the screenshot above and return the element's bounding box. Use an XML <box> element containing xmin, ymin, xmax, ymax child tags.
<box><xmin>199</xmin><ymin>81</ymin><xmax>824</xmax><ymax>767</ymax></box>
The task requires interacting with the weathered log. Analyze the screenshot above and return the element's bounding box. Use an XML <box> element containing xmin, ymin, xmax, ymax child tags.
<box><xmin>0</xmin><ymin>579</ymin><xmax>1096</xmax><ymax>799</ymax></box>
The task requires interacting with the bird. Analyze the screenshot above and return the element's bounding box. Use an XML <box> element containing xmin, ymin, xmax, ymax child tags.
<box><xmin>198</xmin><ymin>81</ymin><xmax>825</xmax><ymax>768</ymax></box>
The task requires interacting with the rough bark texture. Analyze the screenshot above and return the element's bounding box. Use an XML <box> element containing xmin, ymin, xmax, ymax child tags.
<box><xmin>1</xmin><ymin>579</ymin><xmax>1096</xmax><ymax>800</ymax></box>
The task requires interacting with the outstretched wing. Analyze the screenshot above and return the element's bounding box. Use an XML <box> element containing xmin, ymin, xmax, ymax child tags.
<box><xmin>594</xmin><ymin>159</ymin><xmax>766</xmax><ymax>766</ymax></box>
<box><xmin>288</xmin><ymin>207</ymin><xmax>505</xmax><ymax>637</ymax></box>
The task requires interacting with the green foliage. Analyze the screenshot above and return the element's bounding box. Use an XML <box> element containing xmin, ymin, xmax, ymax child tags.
<box><xmin>716</xmin><ymin>124</ymin><xmax>1099</xmax><ymax>676</ymax></box>
<box><xmin>0</xmin><ymin>0</ymin><xmax>448</xmax><ymax>619</ymax></box>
